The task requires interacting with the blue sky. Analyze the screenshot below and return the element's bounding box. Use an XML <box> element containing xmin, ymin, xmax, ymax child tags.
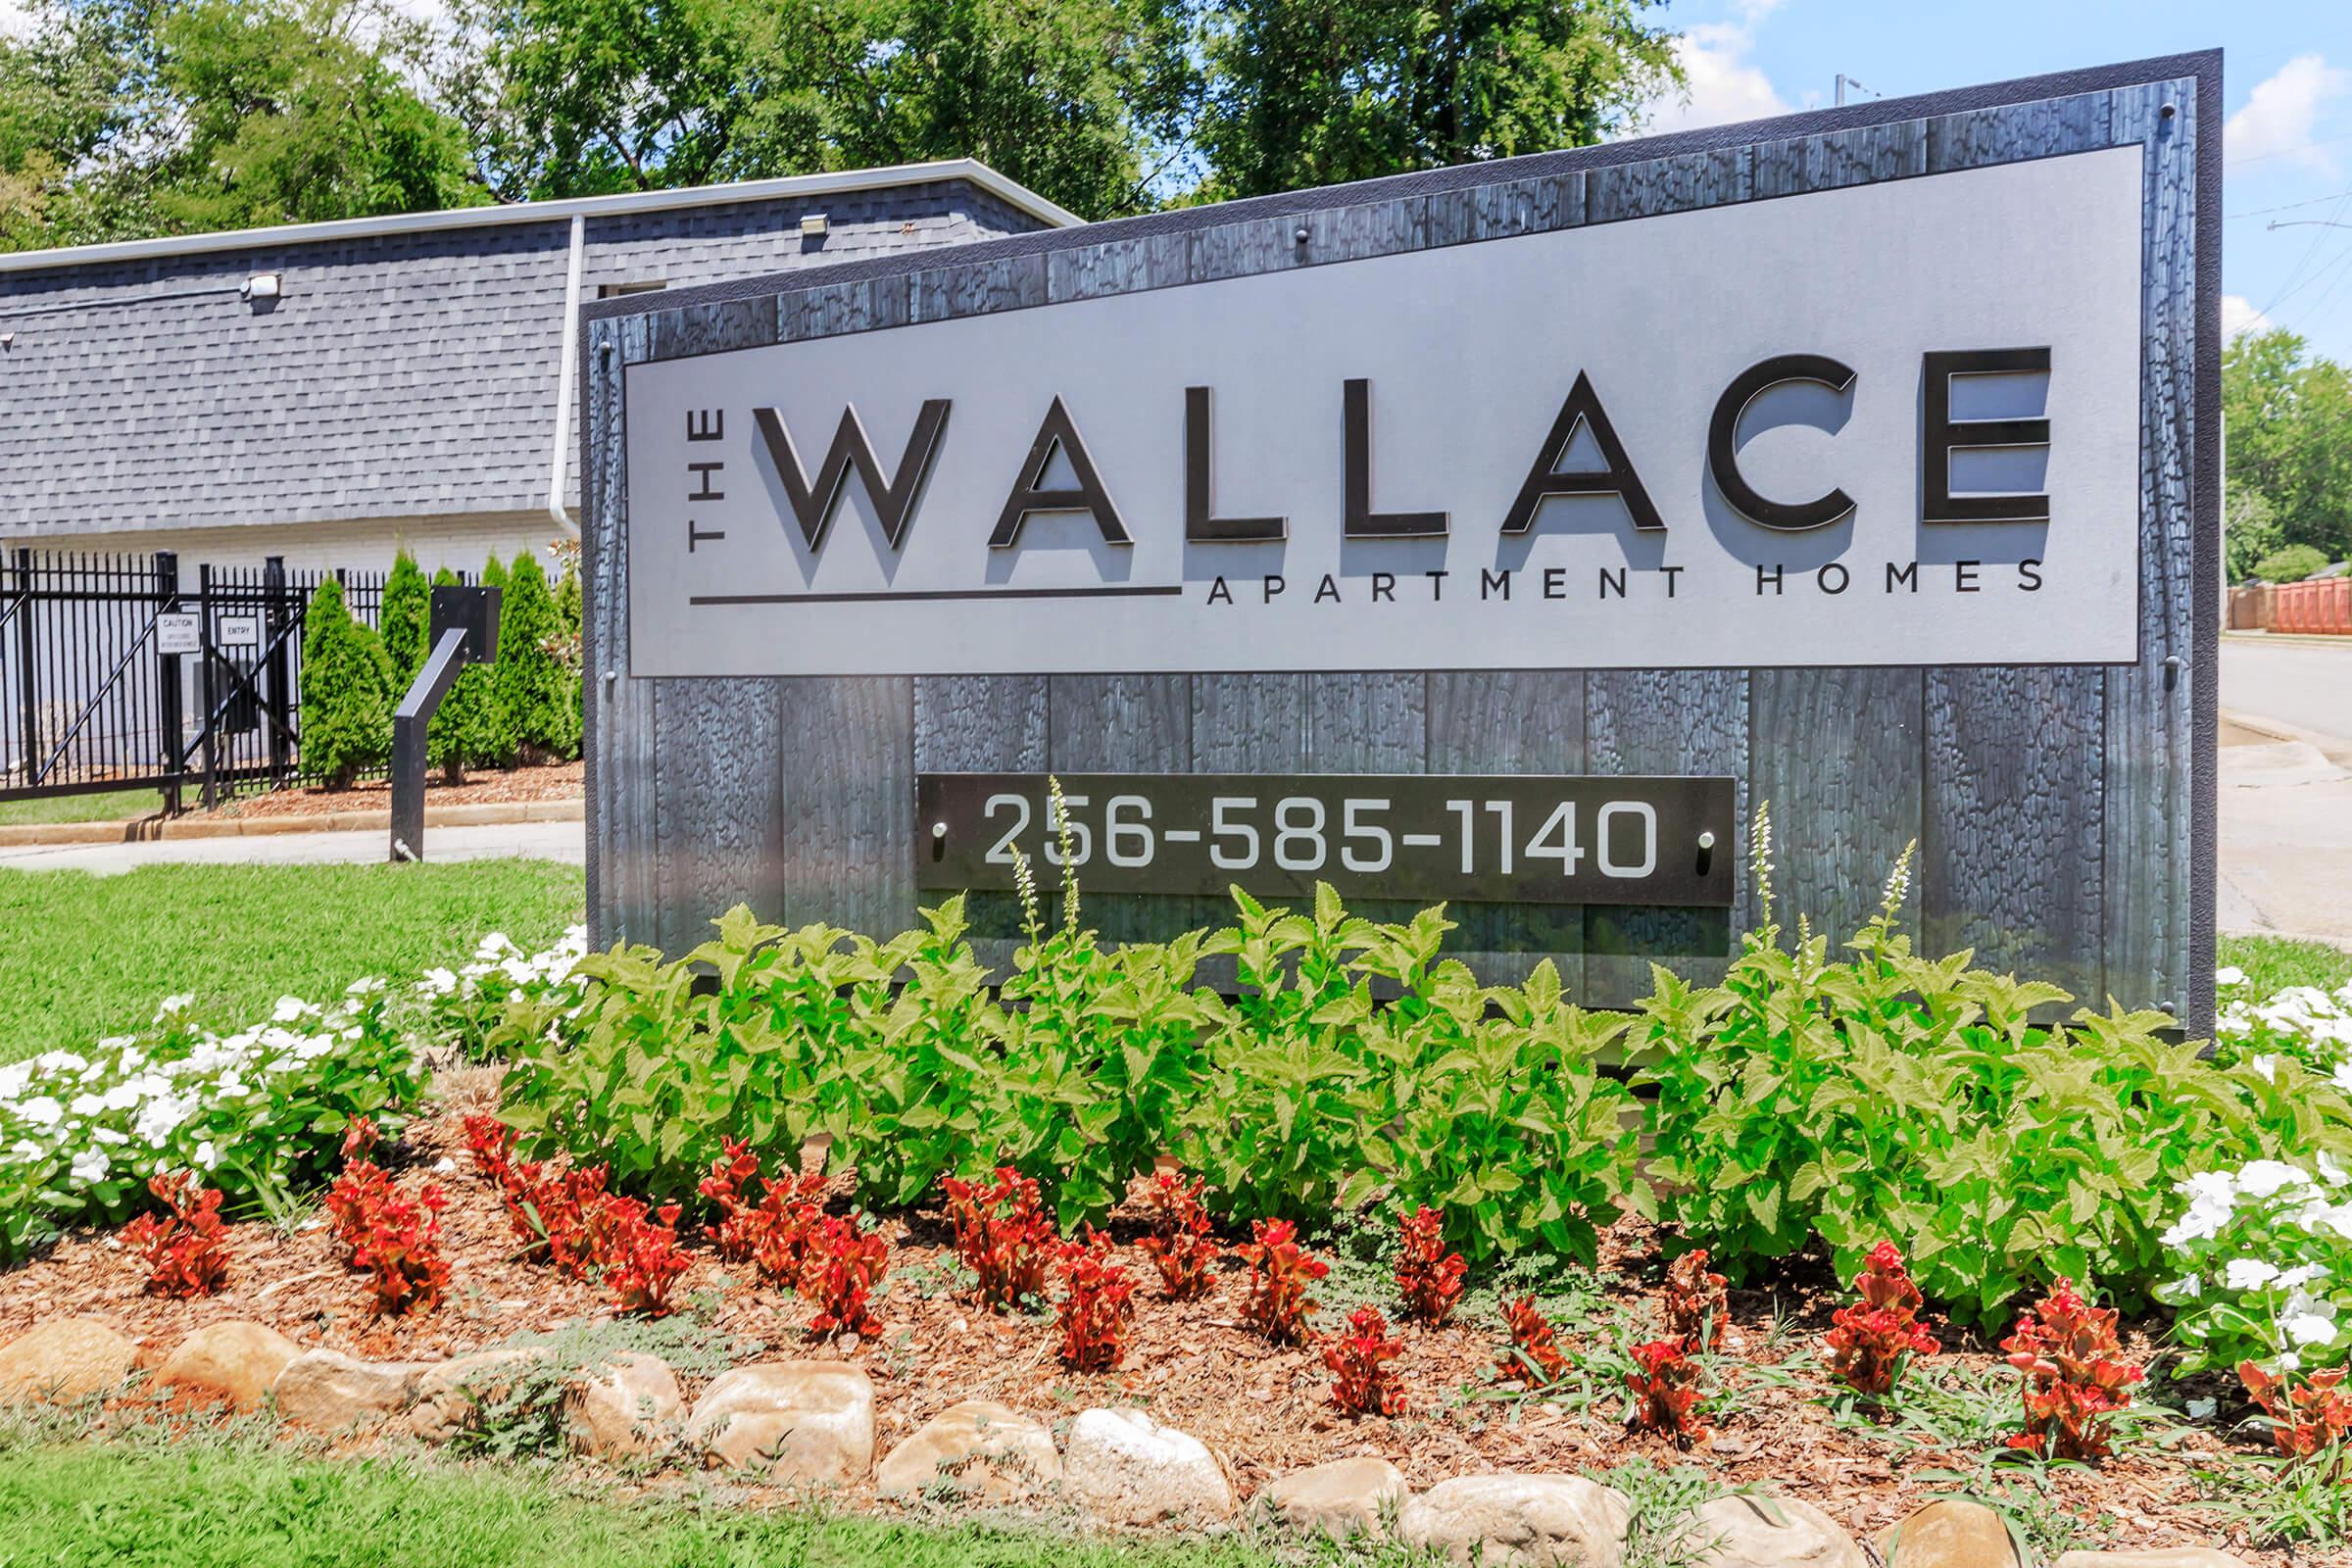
<box><xmin>1637</xmin><ymin>0</ymin><xmax>2352</xmax><ymax>363</ymax></box>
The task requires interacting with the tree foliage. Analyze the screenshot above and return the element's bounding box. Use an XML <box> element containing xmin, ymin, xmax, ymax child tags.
<box><xmin>0</xmin><ymin>0</ymin><xmax>481</xmax><ymax>249</ymax></box>
<box><xmin>1</xmin><ymin>0</ymin><xmax>1684</xmax><ymax>244</ymax></box>
<box><xmin>2226</xmin><ymin>328</ymin><xmax>2352</xmax><ymax>577</ymax></box>
<box><xmin>378</xmin><ymin>551</ymin><xmax>429</xmax><ymax>698</ymax></box>
<box><xmin>1190</xmin><ymin>0</ymin><xmax>1680</xmax><ymax>200</ymax></box>
<box><xmin>495</xmin><ymin>552</ymin><xmax>579</xmax><ymax>761</ymax></box>
<box><xmin>298</xmin><ymin>574</ymin><xmax>391</xmax><ymax>789</ymax></box>
<box><xmin>432</xmin><ymin>557</ymin><xmax>509</xmax><ymax>778</ymax></box>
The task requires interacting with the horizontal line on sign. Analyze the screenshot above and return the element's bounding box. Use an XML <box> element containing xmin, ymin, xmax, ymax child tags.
<box><xmin>690</xmin><ymin>585</ymin><xmax>1185</xmax><ymax>606</ymax></box>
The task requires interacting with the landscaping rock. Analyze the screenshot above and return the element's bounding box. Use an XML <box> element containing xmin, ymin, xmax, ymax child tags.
<box><xmin>564</xmin><ymin>1353</ymin><xmax>685</xmax><ymax>1460</ymax></box>
<box><xmin>0</xmin><ymin>1317</ymin><xmax>136</xmax><ymax>1404</ymax></box>
<box><xmin>407</xmin><ymin>1348</ymin><xmax>553</xmax><ymax>1441</ymax></box>
<box><xmin>271</xmin><ymin>1349</ymin><xmax>421</xmax><ymax>1430</ymax></box>
<box><xmin>1693</xmin><ymin>1495</ymin><xmax>1865</xmax><ymax>1568</ymax></box>
<box><xmin>2054</xmin><ymin>1554</ymin><xmax>2255</xmax><ymax>1568</ymax></box>
<box><xmin>1255</xmin><ymin>1455</ymin><xmax>1409</xmax><ymax>1539</ymax></box>
<box><xmin>154</xmin><ymin>1322</ymin><xmax>301</xmax><ymax>1411</ymax></box>
<box><xmin>1398</xmin><ymin>1474</ymin><xmax>1631</xmax><ymax>1568</ymax></box>
<box><xmin>1877</xmin><ymin>1499</ymin><xmax>2023</xmax><ymax>1568</ymax></box>
<box><xmin>1063</xmin><ymin>1407</ymin><xmax>1236</xmax><ymax>1526</ymax></box>
<box><xmin>874</xmin><ymin>1399</ymin><xmax>1060</xmax><ymax>1498</ymax></box>
<box><xmin>685</xmin><ymin>1361</ymin><xmax>874</xmax><ymax>1484</ymax></box>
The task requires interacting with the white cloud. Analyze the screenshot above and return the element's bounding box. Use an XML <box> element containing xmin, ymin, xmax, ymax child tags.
<box><xmin>1639</xmin><ymin>0</ymin><xmax>1794</xmax><ymax>136</ymax></box>
<box><xmin>2227</xmin><ymin>55</ymin><xmax>2352</xmax><ymax>170</ymax></box>
<box><xmin>2223</xmin><ymin>294</ymin><xmax>2275</xmax><ymax>339</ymax></box>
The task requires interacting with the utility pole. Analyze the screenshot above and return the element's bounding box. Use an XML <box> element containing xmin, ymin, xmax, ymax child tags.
<box><xmin>1836</xmin><ymin>74</ymin><xmax>1875</xmax><ymax>108</ymax></box>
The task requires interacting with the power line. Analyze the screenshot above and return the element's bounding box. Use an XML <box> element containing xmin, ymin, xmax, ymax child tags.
<box><xmin>2230</xmin><ymin>188</ymin><xmax>2352</xmax><ymax>220</ymax></box>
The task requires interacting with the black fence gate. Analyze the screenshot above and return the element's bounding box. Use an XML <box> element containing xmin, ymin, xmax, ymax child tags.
<box><xmin>0</xmin><ymin>549</ymin><xmax>392</xmax><ymax>810</ymax></box>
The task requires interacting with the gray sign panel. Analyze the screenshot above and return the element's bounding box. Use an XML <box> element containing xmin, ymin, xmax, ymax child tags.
<box><xmin>624</xmin><ymin>146</ymin><xmax>2144</xmax><ymax>677</ymax></box>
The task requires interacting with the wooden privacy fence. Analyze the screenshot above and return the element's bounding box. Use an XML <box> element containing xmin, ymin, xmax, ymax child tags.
<box><xmin>2229</xmin><ymin>580</ymin><xmax>2352</xmax><ymax>635</ymax></box>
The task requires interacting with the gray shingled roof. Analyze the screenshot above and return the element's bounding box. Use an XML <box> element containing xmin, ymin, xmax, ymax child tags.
<box><xmin>0</xmin><ymin>165</ymin><xmax>1066</xmax><ymax>537</ymax></box>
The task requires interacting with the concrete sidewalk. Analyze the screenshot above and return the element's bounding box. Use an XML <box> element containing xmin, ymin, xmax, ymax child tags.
<box><xmin>0</xmin><ymin>818</ymin><xmax>584</xmax><ymax>875</ymax></box>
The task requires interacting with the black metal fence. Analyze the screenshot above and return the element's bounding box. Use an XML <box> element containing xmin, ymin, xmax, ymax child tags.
<box><xmin>0</xmin><ymin>549</ymin><xmax>395</xmax><ymax>809</ymax></box>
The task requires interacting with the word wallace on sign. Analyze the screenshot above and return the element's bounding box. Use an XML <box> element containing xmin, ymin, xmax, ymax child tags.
<box><xmin>624</xmin><ymin>148</ymin><xmax>2145</xmax><ymax>676</ymax></box>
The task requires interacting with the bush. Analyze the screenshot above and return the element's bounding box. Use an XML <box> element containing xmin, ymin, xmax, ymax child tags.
<box><xmin>379</xmin><ymin>551</ymin><xmax>430</xmax><ymax>697</ymax></box>
<box><xmin>2155</xmin><ymin>1157</ymin><xmax>2352</xmax><ymax>1380</ymax></box>
<box><xmin>495</xmin><ymin>553</ymin><xmax>579</xmax><ymax>762</ymax></box>
<box><xmin>1633</xmin><ymin>832</ymin><xmax>2352</xmax><ymax>1324</ymax></box>
<box><xmin>298</xmin><ymin>576</ymin><xmax>392</xmax><ymax>788</ymax></box>
<box><xmin>2257</xmin><ymin>543</ymin><xmax>2330</xmax><ymax>583</ymax></box>
<box><xmin>433</xmin><ymin>558</ymin><xmax>511</xmax><ymax>775</ymax></box>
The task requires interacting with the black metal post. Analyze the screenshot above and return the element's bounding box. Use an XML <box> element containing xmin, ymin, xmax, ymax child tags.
<box><xmin>197</xmin><ymin>564</ymin><xmax>220</xmax><ymax>811</ymax></box>
<box><xmin>263</xmin><ymin>555</ymin><xmax>291</xmax><ymax>783</ymax></box>
<box><xmin>12</xmin><ymin>549</ymin><xmax>35</xmax><ymax>791</ymax></box>
<box><xmin>390</xmin><ymin>628</ymin><xmax>474</xmax><ymax>862</ymax></box>
<box><xmin>156</xmin><ymin>552</ymin><xmax>183</xmax><ymax>816</ymax></box>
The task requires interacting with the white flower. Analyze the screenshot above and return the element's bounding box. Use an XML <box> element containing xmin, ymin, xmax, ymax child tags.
<box><xmin>345</xmin><ymin>977</ymin><xmax>385</xmax><ymax>997</ymax></box>
<box><xmin>69</xmin><ymin>1094</ymin><xmax>104</xmax><ymax>1117</ymax></box>
<box><xmin>2252</xmin><ymin>1054</ymin><xmax>2279</xmax><ymax>1083</ymax></box>
<box><xmin>2282</xmin><ymin>1291</ymin><xmax>2339</xmax><ymax>1347</ymax></box>
<box><xmin>8</xmin><ymin>1139</ymin><xmax>42</xmax><ymax>1161</ymax></box>
<box><xmin>69</xmin><ymin>1148</ymin><xmax>109</xmax><ymax>1185</ymax></box>
<box><xmin>16</xmin><ymin>1097</ymin><xmax>63</xmax><ymax>1129</ymax></box>
<box><xmin>193</xmin><ymin>1141</ymin><xmax>219</xmax><ymax>1170</ymax></box>
<box><xmin>270</xmin><ymin>997</ymin><xmax>313</xmax><ymax>1023</ymax></box>
<box><xmin>2283</xmin><ymin>1351</ymin><xmax>2304</xmax><ymax>1372</ymax></box>
<box><xmin>154</xmin><ymin>994</ymin><xmax>195</xmax><ymax>1021</ymax></box>
<box><xmin>2240</xmin><ymin>1160</ymin><xmax>2314</xmax><ymax>1199</ymax></box>
<box><xmin>2216</xmin><ymin>966</ymin><xmax>2247</xmax><ymax>989</ymax></box>
<box><xmin>417</xmin><ymin>968</ymin><xmax>458</xmax><ymax>998</ymax></box>
<box><xmin>2226</xmin><ymin>1257</ymin><xmax>2282</xmax><ymax>1291</ymax></box>
<box><xmin>2279</xmin><ymin>1263</ymin><xmax>2331</xmax><ymax>1289</ymax></box>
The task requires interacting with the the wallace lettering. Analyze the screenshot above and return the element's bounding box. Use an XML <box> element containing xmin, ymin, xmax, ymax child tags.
<box><xmin>624</xmin><ymin>146</ymin><xmax>2144</xmax><ymax>677</ymax></box>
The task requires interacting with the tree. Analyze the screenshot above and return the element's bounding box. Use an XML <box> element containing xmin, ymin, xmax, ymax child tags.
<box><xmin>2225</xmin><ymin>327</ymin><xmax>2352</xmax><ymax>564</ymax></box>
<box><xmin>2254</xmin><ymin>543</ymin><xmax>2328</xmax><ymax>585</ymax></box>
<box><xmin>495</xmin><ymin>551</ymin><xmax>579</xmax><ymax>761</ymax></box>
<box><xmin>1189</xmin><ymin>0</ymin><xmax>1679</xmax><ymax>201</ymax></box>
<box><xmin>0</xmin><ymin>0</ymin><xmax>482</xmax><ymax>252</ymax></box>
<box><xmin>379</xmin><ymin>550</ymin><xmax>429</xmax><ymax>696</ymax></box>
<box><xmin>299</xmin><ymin>574</ymin><xmax>391</xmax><ymax>788</ymax></box>
<box><xmin>432</xmin><ymin>555</ymin><xmax>510</xmax><ymax>777</ymax></box>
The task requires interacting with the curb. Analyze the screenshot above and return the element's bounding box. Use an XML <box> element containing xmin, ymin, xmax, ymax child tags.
<box><xmin>0</xmin><ymin>797</ymin><xmax>583</xmax><ymax>848</ymax></box>
<box><xmin>2220</xmin><ymin>709</ymin><xmax>2352</xmax><ymax>755</ymax></box>
<box><xmin>2222</xmin><ymin>629</ymin><xmax>2352</xmax><ymax>648</ymax></box>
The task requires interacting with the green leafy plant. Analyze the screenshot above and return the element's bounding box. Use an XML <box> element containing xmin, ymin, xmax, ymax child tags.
<box><xmin>378</xmin><ymin>550</ymin><xmax>429</xmax><ymax>696</ymax></box>
<box><xmin>2153</xmin><ymin>1156</ymin><xmax>2352</xmax><ymax>1383</ymax></box>
<box><xmin>298</xmin><ymin>574</ymin><xmax>392</xmax><ymax>788</ymax></box>
<box><xmin>493</xmin><ymin>551</ymin><xmax>579</xmax><ymax>762</ymax></box>
<box><xmin>2256</xmin><ymin>543</ymin><xmax>2330</xmax><ymax>583</ymax></box>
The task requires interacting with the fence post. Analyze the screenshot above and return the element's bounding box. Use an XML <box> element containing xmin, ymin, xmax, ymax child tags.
<box><xmin>157</xmin><ymin>552</ymin><xmax>184</xmax><ymax>816</ymax></box>
<box><xmin>197</xmin><ymin>563</ymin><xmax>220</xmax><ymax>811</ymax></box>
<box><xmin>264</xmin><ymin>556</ymin><xmax>292</xmax><ymax>782</ymax></box>
<box><xmin>10</xmin><ymin>549</ymin><xmax>36</xmax><ymax>792</ymax></box>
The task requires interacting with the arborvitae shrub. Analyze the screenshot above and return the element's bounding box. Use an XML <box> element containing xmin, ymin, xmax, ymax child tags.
<box><xmin>436</xmin><ymin>556</ymin><xmax>512</xmax><ymax>774</ymax></box>
<box><xmin>379</xmin><ymin>551</ymin><xmax>429</xmax><ymax>697</ymax></box>
<box><xmin>496</xmin><ymin>553</ymin><xmax>579</xmax><ymax>762</ymax></box>
<box><xmin>299</xmin><ymin>576</ymin><xmax>392</xmax><ymax>789</ymax></box>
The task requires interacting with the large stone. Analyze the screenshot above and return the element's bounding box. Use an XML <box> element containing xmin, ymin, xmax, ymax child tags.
<box><xmin>685</xmin><ymin>1361</ymin><xmax>875</xmax><ymax>1484</ymax></box>
<box><xmin>271</xmin><ymin>1349</ymin><xmax>421</xmax><ymax>1430</ymax></box>
<box><xmin>1398</xmin><ymin>1475</ymin><xmax>1631</xmax><ymax>1568</ymax></box>
<box><xmin>1693</xmin><ymin>1496</ymin><xmax>1866</xmax><ymax>1568</ymax></box>
<box><xmin>1878</xmin><ymin>1499</ymin><xmax>2024</xmax><ymax>1568</ymax></box>
<box><xmin>2054</xmin><ymin>1554</ymin><xmax>2256</xmax><ymax>1568</ymax></box>
<box><xmin>564</xmin><ymin>1353</ymin><xmax>686</xmax><ymax>1459</ymax></box>
<box><xmin>874</xmin><ymin>1399</ymin><xmax>1061</xmax><ymax>1499</ymax></box>
<box><xmin>1063</xmin><ymin>1407</ymin><xmax>1236</xmax><ymax>1526</ymax></box>
<box><xmin>0</xmin><ymin>1317</ymin><xmax>136</xmax><ymax>1404</ymax></box>
<box><xmin>1256</xmin><ymin>1455</ymin><xmax>1409</xmax><ymax>1539</ymax></box>
<box><xmin>407</xmin><ymin>1348</ymin><xmax>554</xmax><ymax>1441</ymax></box>
<box><xmin>154</xmin><ymin>1322</ymin><xmax>302</xmax><ymax>1412</ymax></box>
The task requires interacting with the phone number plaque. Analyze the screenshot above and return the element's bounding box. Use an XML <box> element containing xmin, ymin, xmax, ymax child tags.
<box><xmin>916</xmin><ymin>773</ymin><xmax>1735</xmax><ymax>907</ymax></box>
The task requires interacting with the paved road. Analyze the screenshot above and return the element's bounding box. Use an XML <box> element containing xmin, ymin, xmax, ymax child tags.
<box><xmin>2222</xmin><ymin>635</ymin><xmax>2352</xmax><ymax>752</ymax></box>
<box><xmin>0</xmin><ymin>819</ymin><xmax>584</xmax><ymax>876</ymax></box>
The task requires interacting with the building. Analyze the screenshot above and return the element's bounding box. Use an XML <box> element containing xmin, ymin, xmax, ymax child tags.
<box><xmin>0</xmin><ymin>162</ymin><xmax>1076</xmax><ymax>575</ymax></box>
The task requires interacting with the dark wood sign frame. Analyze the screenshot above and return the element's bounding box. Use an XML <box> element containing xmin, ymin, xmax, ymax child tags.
<box><xmin>582</xmin><ymin>52</ymin><xmax>2218</xmax><ymax>1031</ymax></box>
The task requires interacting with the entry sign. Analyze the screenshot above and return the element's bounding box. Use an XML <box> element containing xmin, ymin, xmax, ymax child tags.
<box><xmin>216</xmin><ymin>614</ymin><xmax>262</xmax><ymax>649</ymax></box>
<box><xmin>625</xmin><ymin>147</ymin><xmax>2145</xmax><ymax>677</ymax></box>
<box><xmin>918</xmin><ymin>773</ymin><xmax>1737</xmax><ymax>907</ymax></box>
<box><xmin>155</xmin><ymin>612</ymin><xmax>200</xmax><ymax>657</ymax></box>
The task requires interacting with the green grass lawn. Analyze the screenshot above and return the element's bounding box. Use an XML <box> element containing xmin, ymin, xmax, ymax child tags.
<box><xmin>0</xmin><ymin>785</ymin><xmax>166</xmax><ymax>826</ymax></box>
<box><xmin>2218</xmin><ymin>933</ymin><xmax>2352</xmax><ymax>997</ymax></box>
<box><xmin>0</xmin><ymin>860</ymin><xmax>584</xmax><ymax>1063</ymax></box>
<box><xmin>0</xmin><ymin>1442</ymin><xmax>1317</xmax><ymax>1568</ymax></box>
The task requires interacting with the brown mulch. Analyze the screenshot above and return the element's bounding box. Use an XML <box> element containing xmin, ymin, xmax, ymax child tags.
<box><xmin>182</xmin><ymin>763</ymin><xmax>583</xmax><ymax>821</ymax></box>
<box><xmin>0</xmin><ymin>1084</ymin><xmax>2287</xmax><ymax>1559</ymax></box>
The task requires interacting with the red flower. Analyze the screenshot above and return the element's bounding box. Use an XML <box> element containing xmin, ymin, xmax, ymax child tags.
<box><xmin>1497</xmin><ymin>1295</ymin><xmax>1573</xmax><ymax>1387</ymax></box>
<box><xmin>1054</xmin><ymin>1227</ymin><xmax>1137</xmax><ymax>1372</ymax></box>
<box><xmin>1663</xmin><ymin>1249</ymin><xmax>1729</xmax><ymax>1350</ymax></box>
<box><xmin>1234</xmin><ymin>1219</ymin><xmax>1328</xmax><ymax>1344</ymax></box>
<box><xmin>122</xmin><ymin>1171</ymin><xmax>229</xmax><ymax>1298</ymax></box>
<box><xmin>943</xmin><ymin>1167</ymin><xmax>1057</xmax><ymax>1311</ymax></box>
<box><xmin>1326</xmin><ymin>1305</ymin><xmax>1407</xmax><ymax>1416</ymax></box>
<box><xmin>801</xmin><ymin>1213</ymin><xmax>890</xmax><ymax>1340</ymax></box>
<box><xmin>1999</xmin><ymin>1278</ymin><xmax>2142</xmax><ymax>1461</ymax></box>
<box><xmin>1396</xmin><ymin>1206</ymin><xmax>1466</xmax><ymax>1327</ymax></box>
<box><xmin>1821</xmin><ymin>1242</ymin><xmax>1939</xmax><ymax>1397</ymax></box>
<box><xmin>1626</xmin><ymin>1336</ymin><xmax>1708</xmax><ymax>1446</ymax></box>
<box><xmin>1134</xmin><ymin>1170</ymin><xmax>1217</xmax><ymax>1300</ymax></box>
